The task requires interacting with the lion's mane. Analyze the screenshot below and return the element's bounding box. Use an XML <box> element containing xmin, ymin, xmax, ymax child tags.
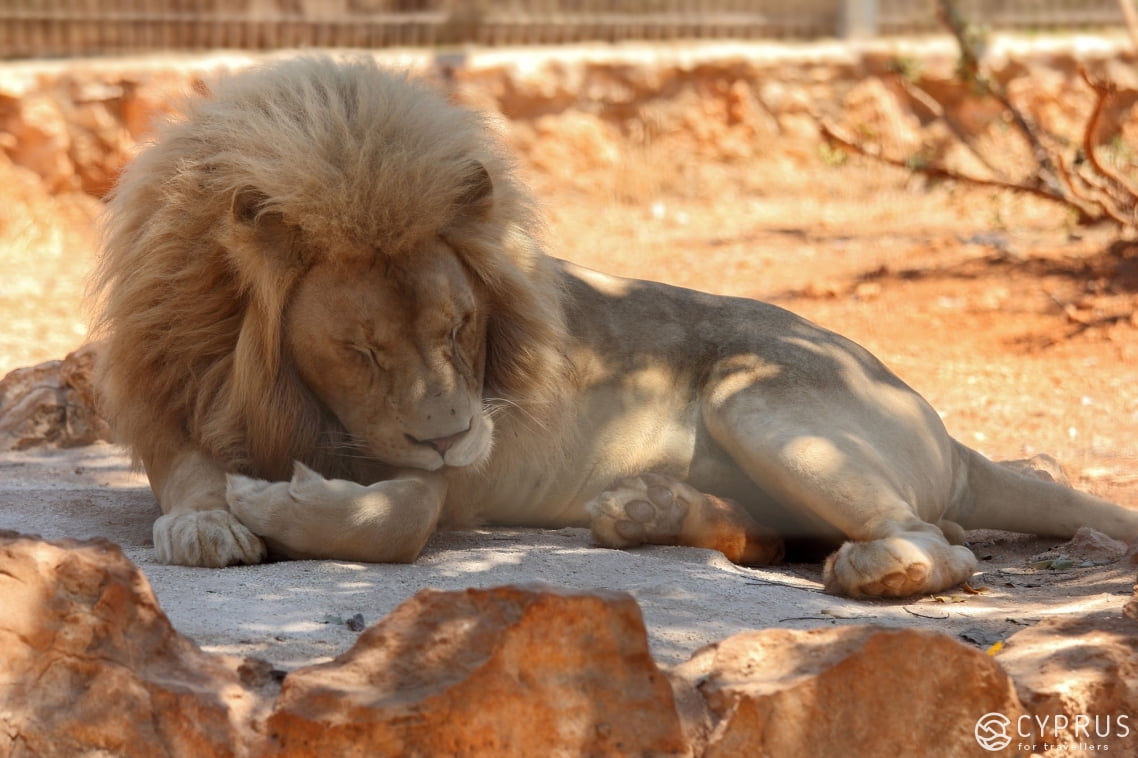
<box><xmin>92</xmin><ymin>55</ymin><xmax>569</xmax><ymax>481</ymax></box>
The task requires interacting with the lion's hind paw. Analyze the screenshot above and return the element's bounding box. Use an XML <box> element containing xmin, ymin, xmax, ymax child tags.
<box><xmin>822</xmin><ymin>530</ymin><xmax>977</xmax><ymax>599</ymax></box>
<box><xmin>153</xmin><ymin>510</ymin><xmax>267</xmax><ymax>567</ymax></box>
<box><xmin>587</xmin><ymin>474</ymin><xmax>690</xmax><ymax>549</ymax></box>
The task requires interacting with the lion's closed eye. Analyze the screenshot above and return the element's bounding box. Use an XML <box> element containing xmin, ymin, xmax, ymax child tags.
<box><xmin>350</xmin><ymin>343</ymin><xmax>388</xmax><ymax>371</ymax></box>
<box><xmin>450</xmin><ymin>313</ymin><xmax>473</xmax><ymax>341</ymax></box>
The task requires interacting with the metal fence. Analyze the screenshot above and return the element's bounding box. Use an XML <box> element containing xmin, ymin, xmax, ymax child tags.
<box><xmin>0</xmin><ymin>0</ymin><xmax>1128</xmax><ymax>59</ymax></box>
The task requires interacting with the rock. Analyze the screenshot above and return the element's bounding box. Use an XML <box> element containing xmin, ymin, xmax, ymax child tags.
<box><xmin>4</xmin><ymin>528</ymin><xmax>1138</xmax><ymax>757</ymax></box>
<box><xmin>836</xmin><ymin>77</ymin><xmax>923</xmax><ymax>157</ymax></box>
<box><xmin>0</xmin><ymin>361</ymin><xmax>67</xmax><ymax>447</ymax></box>
<box><xmin>672</xmin><ymin>625</ymin><xmax>1028</xmax><ymax>756</ymax></box>
<box><xmin>263</xmin><ymin>584</ymin><xmax>689</xmax><ymax>757</ymax></box>
<box><xmin>0</xmin><ymin>531</ymin><xmax>262</xmax><ymax>757</ymax></box>
<box><xmin>524</xmin><ymin>111</ymin><xmax>621</xmax><ymax>177</ymax></box>
<box><xmin>0</xmin><ymin>343</ymin><xmax>111</xmax><ymax>450</ymax></box>
<box><xmin>58</xmin><ymin>341</ymin><xmax>105</xmax><ymax>418</ymax></box>
<box><xmin>120</xmin><ymin>72</ymin><xmax>192</xmax><ymax>139</ymax></box>
<box><xmin>1030</xmin><ymin>526</ymin><xmax>1130</xmax><ymax>566</ymax></box>
<box><xmin>1000</xmin><ymin>453</ymin><xmax>1072</xmax><ymax>487</ymax></box>
<box><xmin>1000</xmin><ymin>611</ymin><xmax>1138</xmax><ymax>751</ymax></box>
<box><xmin>0</xmin><ymin>92</ymin><xmax>75</xmax><ymax>192</ymax></box>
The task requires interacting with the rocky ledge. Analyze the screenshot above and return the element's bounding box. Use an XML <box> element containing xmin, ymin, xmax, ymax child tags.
<box><xmin>2</xmin><ymin>531</ymin><xmax>1136</xmax><ymax>756</ymax></box>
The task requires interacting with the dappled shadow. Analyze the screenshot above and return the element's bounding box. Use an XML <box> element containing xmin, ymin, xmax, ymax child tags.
<box><xmin>777</xmin><ymin>236</ymin><xmax>1137</xmax><ymax>350</ymax></box>
<box><xmin>127</xmin><ymin>523</ymin><xmax>1137</xmax><ymax>671</ymax></box>
<box><xmin>852</xmin><ymin>238</ymin><xmax>1138</xmax><ymax>293</ymax></box>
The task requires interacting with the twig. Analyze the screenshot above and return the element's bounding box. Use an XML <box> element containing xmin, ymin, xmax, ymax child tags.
<box><xmin>818</xmin><ymin>118</ymin><xmax>1080</xmax><ymax>209</ymax></box>
<box><xmin>1046</xmin><ymin>138</ymin><xmax>1118</xmax><ymax>225</ymax></box>
<box><xmin>936</xmin><ymin>0</ymin><xmax>1067</xmax><ymax>199</ymax></box>
<box><xmin>823</xmin><ymin>0</ymin><xmax>1137</xmax><ymax>229</ymax></box>
<box><xmin>1043</xmin><ymin>290</ymin><xmax>1093</xmax><ymax>326</ymax></box>
<box><xmin>1079</xmin><ymin>68</ymin><xmax>1138</xmax><ymax>217</ymax></box>
<box><xmin>895</xmin><ymin>76</ymin><xmax>1010</xmax><ymax>181</ymax></box>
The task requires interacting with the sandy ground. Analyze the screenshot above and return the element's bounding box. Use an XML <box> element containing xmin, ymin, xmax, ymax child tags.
<box><xmin>2</xmin><ymin>442</ymin><xmax>1133</xmax><ymax>671</ymax></box>
<box><xmin>2</xmin><ymin>129</ymin><xmax>1137</xmax><ymax>670</ymax></box>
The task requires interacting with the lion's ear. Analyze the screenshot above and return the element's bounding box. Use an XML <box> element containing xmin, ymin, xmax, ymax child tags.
<box><xmin>231</xmin><ymin>186</ymin><xmax>304</xmax><ymax>268</ymax></box>
<box><xmin>456</xmin><ymin>161</ymin><xmax>493</xmax><ymax>218</ymax></box>
<box><xmin>231</xmin><ymin>186</ymin><xmax>268</xmax><ymax>225</ymax></box>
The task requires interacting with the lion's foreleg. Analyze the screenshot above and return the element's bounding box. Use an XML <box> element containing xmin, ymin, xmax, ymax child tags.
<box><xmin>146</xmin><ymin>446</ymin><xmax>268</xmax><ymax>567</ymax></box>
<box><xmin>226</xmin><ymin>462</ymin><xmax>446</xmax><ymax>563</ymax></box>
<box><xmin>587</xmin><ymin>473</ymin><xmax>784</xmax><ymax>565</ymax></box>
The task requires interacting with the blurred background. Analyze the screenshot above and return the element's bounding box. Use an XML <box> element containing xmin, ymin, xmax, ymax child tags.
<box><xmin>0</xmin><ymin>0</ymin><xmax>1131</xmax><ymax>57</ymax></box>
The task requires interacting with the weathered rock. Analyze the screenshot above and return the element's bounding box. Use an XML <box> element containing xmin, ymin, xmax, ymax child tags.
<box><xmin>1030</xmin><ymin>526</ymin><xmax>1130</xmax><ymax>566</ymax></box>
<box><xmin>1000</xmin><ymin>611</ymin><xmax>1138</xmax><ymax>751</ymax></box>
<box><xmin>0</xmin><ymin>531</ymin><xmax>262</xmax><ymax>758</ymax></box>
<box><xmin>673</xmin><ymin>625</ymin><xmax>1028</xmax><ymax>757</ymax></box>
<box><xmin>0</xmin><ymin>343</ymin><xmax>110</xmax><ymax>450</ymax></box>
<box><xmin>1000</xmin><ymin>452</ymin><xmax>1072</xmax><ymax>486</ymax></box>
<box><xmin>5</xmin><ymin>527</ymin><xmax>1138</xmax><ymax>757</ymax></box>
<box><xmin>836</xmin><ymin>77</ymin><xmax>923</xmax><ymax>157</ymax></box>
<box><xmin>0</xmin><ymin>92</ymin><xmax>75</xmax><ymax>192</ymax></box>
<box><xmin>263</xmin><ymin>584</ymin><xmax>689</xmax><ymax>757</ymax></box>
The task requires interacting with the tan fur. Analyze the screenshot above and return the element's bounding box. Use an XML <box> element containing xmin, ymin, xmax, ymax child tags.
<box><xmin>93</xmin><ymin>57</ymin><xmax>1138</xmax><ymax>597</ymax></box>
<box><xmin>93</xmin><ymin>56</ymin><xmax>567</xmax><ymax>483</ymax></box>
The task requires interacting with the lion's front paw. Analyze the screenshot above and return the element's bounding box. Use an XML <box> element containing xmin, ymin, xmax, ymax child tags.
<box><xmin>225</xmin><ymin>472</ymin><xmax>293</xmax><ymax>536</ymax></box>
<box><xmin>823</xmin><ymin>532</ymin><xmax>977</xmax><ymax>599</ymax></box>
<box><xmin>587</xmin><ymin>474</ymin><xmax>691</xmax><ymax>548</ymax></box>
<box><xmin>153</xmin><ymin>510</ymin><xmax>267</xmax><ymax>567</ymax></box>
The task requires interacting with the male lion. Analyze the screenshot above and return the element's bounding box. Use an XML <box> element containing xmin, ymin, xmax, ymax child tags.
<box><xmin>93</xmin><ymin>56</ymin><xmax>1137</xmax><ymax>598</ymax></box>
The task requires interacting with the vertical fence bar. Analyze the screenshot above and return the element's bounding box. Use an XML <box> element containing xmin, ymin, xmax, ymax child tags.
<box><xmin>841</xmin><ymin>0</ymin><xmax>879</xmax><ymax>37</ymax></box>
<box><xmin>0</xmin><ymin>0</ymin><xmax>1131</xmax><ymax>58</ymax></box>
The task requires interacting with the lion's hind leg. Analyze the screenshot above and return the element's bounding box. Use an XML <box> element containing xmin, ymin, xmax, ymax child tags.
<box><xmin>587</xmin><ymin>473</ymin><xmax>784</xmax><ymax>565</ymax></box>
<box><xmin>702</xmin><ymin>406</ymin><xmax>978</xmax><ymax>598</ymax></box>
<box><xmin>727</xmin><ymin>446</ymin><xmax>978</xmax><ymax>598</ymax></box>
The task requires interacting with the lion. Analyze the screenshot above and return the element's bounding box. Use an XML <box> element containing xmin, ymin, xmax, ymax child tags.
<box><xmin>91</xmin><ymin>55</ymin><xmax>1138</xmax><ymax>598</ymax></box>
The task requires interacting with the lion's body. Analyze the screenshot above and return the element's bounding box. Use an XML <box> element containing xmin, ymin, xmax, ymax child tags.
<box><xmin>456</xmin><ymin>262</ymin><xmax>942</xmax><ymax>534</ymax></box>
<box><xmin>93</xmin><ymin>56</ymin><xmax>1138</xmax><ymax>597</ymax></box>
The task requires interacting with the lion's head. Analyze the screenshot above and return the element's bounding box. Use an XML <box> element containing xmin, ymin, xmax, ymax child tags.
<box><xmin>92</xmin><ymin>55</ymin><xmax>569</xmax><ymax>481</ymax></box>
<box><xmin>285</xmin><ymin>234</ymin><xmax>493</xmax><ymax>471</ymax></box>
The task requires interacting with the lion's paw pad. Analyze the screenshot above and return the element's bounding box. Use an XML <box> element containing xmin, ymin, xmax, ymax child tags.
<box><xmin>587</xmin><ymin>475</ymin><xmax>690</xmax><ymax>548</ymax></box>
<box><xmin>860</xmin><ymin>564</ymin><xmax>930</xmax><ymax>596</ymax></box>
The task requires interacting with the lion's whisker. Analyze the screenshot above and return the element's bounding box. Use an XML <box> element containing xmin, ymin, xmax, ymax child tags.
<box><xmin>483</xmin><ymin>396</ymin><xmax>550</xmax><ymax>434</ymax></box>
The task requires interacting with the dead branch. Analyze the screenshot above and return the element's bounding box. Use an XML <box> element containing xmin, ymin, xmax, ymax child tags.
<box><xmin>816</xmin><ymin>118</ymin><xmax>1080</xmax><ymax>208</ymax></box>
<box><xmin>935</xmin><ymin>0</ymin><xmax>1067</xmax><ymax>198</ymax></box>
<box><xmin>1079</xmin><ymin>69</ymin><xmax>1138</xmax><ymax>216</ymax></box>
<box><xmin>893</xmin><ymin>75</ymin><xmax>1010</xmax><ymax>181</ymax></box>
<box><xmin>824</xmin><ymin>0</ymin><xmax>1138</xmax><ymax>230</ymax></box>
